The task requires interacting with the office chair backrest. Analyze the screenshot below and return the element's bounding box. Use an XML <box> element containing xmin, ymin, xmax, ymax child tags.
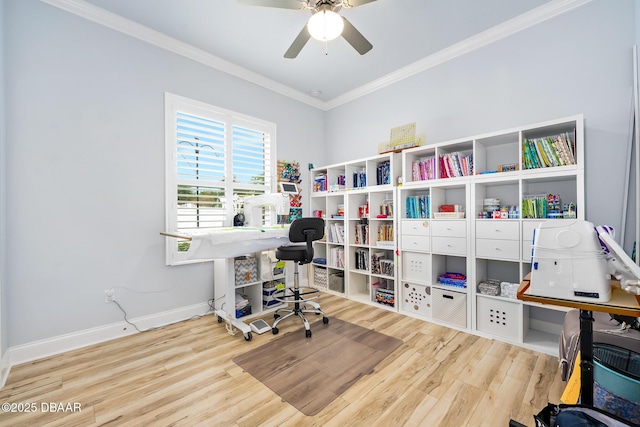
<box><xmin>288</xmin><ymin>217</ymin><xmax>325</xmax><ymax>264</ymax></box>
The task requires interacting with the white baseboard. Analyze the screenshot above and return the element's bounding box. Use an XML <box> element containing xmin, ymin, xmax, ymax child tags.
<box><xmin>0</xmin><ymin>349</ymin><xmax>11</xmax><ymax>389</ymax></box>
<box><xmin>0</xmin><ymin>301</ymin><xmax>212</xmax><ymax>388</ymax></box>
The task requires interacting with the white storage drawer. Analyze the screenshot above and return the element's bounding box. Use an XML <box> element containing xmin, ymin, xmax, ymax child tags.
<box><xmin>402</xmin><ymin>252</ymin><xmax>431</xmax><ymax>283</ymax></box>
<box><xmin>401</xmin><ymin>235</ymin><xmax>430</xmax><ymax>252</ymax></box>
<box><xmin>431</xmin><ymin>220</ymin><xmax>466</xmax><ymax>237</ymax></box>
<box><xmin>401</xmin><ymin>220</ymin><xmax>431</xmax><ymax>236</ymax></box>
<box><xmin>475</xmin><ymin>220</ymin><xmax>519</xmax><ymax>240</ymax></box>
<box><xmin>476</xmin><ymin>296</ymin><xmax>521</xmax><ymax>341</ymax></box>
<box><xmin>432</xmin><ymin>288</ymin><xmax>467</xmax><ymax>328</ymax></box>
<box><xmin>476</xmin><ymin>239</ymin><xmax>520</xmax><ymax>261</ymax></box>
<box><xmin>401</xmin><ymin>282</ymin><xmax>432</xmax><ymax>318</ymax></box>
<box><xmin>431</xmin><ymin>236</ymin><xmax>467</xmax><ymax>255</ymax></box>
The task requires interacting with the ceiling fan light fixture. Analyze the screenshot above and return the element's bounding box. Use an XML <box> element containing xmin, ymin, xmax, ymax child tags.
<box><xmin>307</xmin><ymin>10</ymin><xmax>344</xmax><ymax>41</ymax></box>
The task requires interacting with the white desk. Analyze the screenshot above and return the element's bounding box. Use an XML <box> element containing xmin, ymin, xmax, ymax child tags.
<box><xmin>162</xmin><ymin>226</ymin><xmax>290</xmax><ymax>340</ymax></box>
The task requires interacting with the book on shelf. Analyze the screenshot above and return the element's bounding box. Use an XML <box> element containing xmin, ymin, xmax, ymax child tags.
<box><xmin>439</xmin><ymin>152</ymin><xmax>473</xmax><ymax>178</ymax></box>
<box><xmin>354</xmin><ymin>223</ymin><xmax>369</xmax><ymax>245</ymax></box>
<box><xmin>405</xmin><ymin>195</ymin><xmax>430</xmax><ymax>219</ymax></box>
<box><xmin>412</xmin><ymin>156</ymin><xmax>436</xmax><ymax>181</ymax></box>
<box><xmin>329</xmin><ymin>223</ymin><xmax>345</xmax><ymax>244</ymax></box>
<box><xmin>330</xmin><ymin>247</ymin><xmax>345</xmax><ymax>268</ymax></box>
<box><xmin>376</xmin><ymin>160</ymin><xmax>391</xmax><ymax>185</ymax></box>
<box><xmin>522</xmin><ymin>131</ymin><xmax>576</xmax><ymax>170</ymax></box>
<box><xmin>353</xmin><ymin>169</ymin><xmax>366</xmax><ymax>188</ymax></box>
<box><xmin>354</xmin><ymin>248</ymin><xmax>369</xmax><ymax>270</ymax></box>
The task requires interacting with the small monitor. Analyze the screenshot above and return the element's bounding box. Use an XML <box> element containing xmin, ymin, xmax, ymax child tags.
<box><xmin>279</xmin><ymin>182</ymin><xmax>299</xmax><ymax>194</ymax></box>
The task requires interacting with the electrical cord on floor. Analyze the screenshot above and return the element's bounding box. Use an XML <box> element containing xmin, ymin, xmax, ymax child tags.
<box><xmin>108</xmin><ymin>294</ymin><xmax>224</xmax><ymax>333</ymax></box>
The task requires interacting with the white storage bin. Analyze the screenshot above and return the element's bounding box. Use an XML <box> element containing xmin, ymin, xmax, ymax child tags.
<box><xmin>432</xmin><ymin>288</ymin><xmax>467</xmax><ymax>328</ymax></box>
<box><xmin>401</xmin><ymin>252</ymin><xmax>430</xmax><ymax>283</ymax></box>
<box><xmin>401</xmin><ymin>282</ymin><xmax>431</xmax><ymax>317</ymax></box>
<box><xmin>476</xmin><ymin>296</ymin><xmax>521</xmax><ymax>341</ymax></box>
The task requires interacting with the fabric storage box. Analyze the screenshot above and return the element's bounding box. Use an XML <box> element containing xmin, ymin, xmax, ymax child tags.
<box><xmin>234</xmin><ymin>256</ymin><xmax>258</xmax><ymax>285</ymax></box>
<box><xmin>262</xmin><ymin>281</ymin><xmax>284</xmax><ymax>307</ymax></box>
<box><xmin>401</xmin><ymin>282</ymin><xmax>431</xmax><ymax>317</ymax></box>
<box><xmin>432</xmin><ymin>288</ymin><xmax>467</xmax><ymax>328</ymax></box>
<box><xmin>476</xmin><ymin>295</ymin><xmax>520</xmax><ymax>340</ymax></box>
<box><xmin>593</xmin><ymin>344</ymin><xmax>640</xmax><ymax>424</ymax></box>
<box><xmin>329</xmin><ymin>272</ymin><xmax>344</xmax><ymax>292</ymax></box>
<box><xmin>313</xmin><ymin>265</ymin><xmax>327</xmax><ymax>290</ymax></box>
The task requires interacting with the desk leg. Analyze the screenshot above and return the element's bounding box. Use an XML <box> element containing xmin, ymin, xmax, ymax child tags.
<box><xmin>579</xmin><ymin>309</ymin><xmax>594</xmax><ymax>406</ymax></box>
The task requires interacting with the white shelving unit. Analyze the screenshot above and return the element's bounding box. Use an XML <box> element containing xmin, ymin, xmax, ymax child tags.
<box><xmin>309</xmin><ymin>153</ymin><xmax>400</xmax><ymax>311</ymax></box>
<box><xmin>309</xmin><ymin>115</ymin><xmax>583</xmax><ymax>355</ymax></box>
<box><xmin>398</xmin><ymin>115</ymin><xmax>584</xmax><ymax>355</ymax></box>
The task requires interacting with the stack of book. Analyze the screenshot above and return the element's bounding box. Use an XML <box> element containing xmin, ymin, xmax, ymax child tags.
<box><xmin>439</xmin><ymin>152</ymin><xmax>473</xmax><ymax>178</ymax></box>
<box><xmin>522</xmin><ymin>132</ymin><xmax>576</xmax><ymax>169</ymax></box>
<box><xmin>354</xmin><ymin>223</ymin><xmax>369</xmax><ymax>245</ymax></box>
<box><xmin>405</xmin><ymin>195</ymin><xmax>430</xmax><ymax>219</ymax></box>
<box><xmin>330</xmin><ymin>247</ymin><xmax>345</xmax><ymax>268</ymax></box>
<box><xmin>376</xmin><ymin>160</ymin><xmax>391</xmax><ymax>185</ymax></box>
<box><xmin>411</xmin><ymin>156</ymin><xmax>436</xmax><ymax>181</ymax></box>
<box><xmin>354</xmin><ymin>249</ymin><xmax>369</xmax><ymax>270</ymax></box>
<box><xmin>328</xmin><ymin>223</ymin><xmax>345</xmax><ymax>243</ymax></box>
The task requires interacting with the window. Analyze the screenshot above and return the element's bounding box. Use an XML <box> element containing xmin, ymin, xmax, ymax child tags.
<box><xmin>165</xmin><ymin>93</ymin><xmax>276</xmax><ymax>265</ymax></box>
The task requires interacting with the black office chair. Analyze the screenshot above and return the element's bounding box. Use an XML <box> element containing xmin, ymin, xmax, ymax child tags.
<box><xmin>272</xmin><ymin>217</ymin><xmax>328</xmax><ymax>337</ymax></box>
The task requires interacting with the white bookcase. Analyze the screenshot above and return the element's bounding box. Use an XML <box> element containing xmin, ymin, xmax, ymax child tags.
<box><xmin>309</xmin><ymin>153</ymin><xmax>401</xmax><ymax>311</ymax></box>
<box><xmin>399</xmin><ymin>114</ymin><xmax>584</xmax><ymax>355</ymax></box>
<box><xmin>310</xmin><ymin>115</ymin><xmax>583</xmax><ymax>355</ymax></box>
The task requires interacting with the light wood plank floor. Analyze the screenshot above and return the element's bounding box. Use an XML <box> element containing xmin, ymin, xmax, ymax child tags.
<box><xmin>0</xmin><ymin>294</ymin><xmax>564</xmax><ymax>426</ymax></box>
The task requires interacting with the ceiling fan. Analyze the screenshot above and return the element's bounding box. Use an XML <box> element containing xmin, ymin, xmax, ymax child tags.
<box><xmin>238</xmin><ymin>0</ymin><xmax>377</xmax><ymax>59</ymax></box>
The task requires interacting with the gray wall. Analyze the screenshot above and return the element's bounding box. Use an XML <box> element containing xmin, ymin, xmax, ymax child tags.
<box><xmin>326</xmin><ymin>0</ymin><xmax>636</xmax><ymax>238</ymax></box>
<box><xmin>3</xmin><ymin>0</ymin><xmax>325</xmax><ymax>347</ymax></box>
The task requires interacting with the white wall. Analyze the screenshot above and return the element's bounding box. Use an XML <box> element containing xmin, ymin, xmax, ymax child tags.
<box><xmin>325</xmin><ymin>0</ymin><xmax>636</xmax><ymax>236</ymax></box>
<box><xmin>0</xmin><ymin>0</ymin><xmax>7</xmax><ymax>360</ymax></box>
<box><xmin>3</xmin><ymin>0</ymin><xmax>325</xmax><ymax>347</ymax></box>
<box><xmin>2</xmin><ymin>0</ymin><xmax>639</xmax><ymax>356</ymax></box>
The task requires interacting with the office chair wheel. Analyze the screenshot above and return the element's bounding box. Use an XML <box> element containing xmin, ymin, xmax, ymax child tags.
<box><xmin>274</xmin><ymin>313</ymin><xmax>280</xmax><ymax>319</ymax></box>
<box><xmin>323</xmin><ymin>316</ymin><xmax>329</xmax><ymax>324</ymax></box>
<box><xmin>244</xmin><ymin>332</ymin><xmax>253</xmax><ymax>341</ymax></box>
<box><xmin>272</xmin><ymin>327</ymin><xmax>279</xmax><ymax>335</ymax></box>
<box><xmin>305</xmin><ymin>330</ymin><xmax>312</xmax><ymax>338</ymax></box>
<box><xmin>217</xmin><ymin>316</ymin><xmax>223</xmax><ymax>323</ymax></box>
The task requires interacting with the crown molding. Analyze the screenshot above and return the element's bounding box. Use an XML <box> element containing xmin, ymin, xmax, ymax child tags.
<box><xmin>41</xmin><ymin>0</ymin><xmax>590</xmax><ymax>112</ymax></box>
<box><xmin>324</xmin><ymin>0</ymin><xmax>592</xmax><ymax>110</ymax></box>
<box><xmin>39</xmin><ymin>0</ymin><xmax>326</xmax><ymax>110</ymax></box>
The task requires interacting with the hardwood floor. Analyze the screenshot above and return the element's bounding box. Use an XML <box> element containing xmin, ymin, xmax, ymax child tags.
<box><xmin>0</xmin><ymin>294</ymin><xmax>564</xmax><ymax>426</ymax></box>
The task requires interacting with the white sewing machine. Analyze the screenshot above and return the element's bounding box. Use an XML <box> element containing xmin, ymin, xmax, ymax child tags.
<box><xmin>243</xmin><ymin>182</ymin><xmax>299</xmax><ymax>227</ymax></box>
<box><xmin>529</xmin><ymin>220</ymin><xmax>640</xmax><ymax>302</ymax></box>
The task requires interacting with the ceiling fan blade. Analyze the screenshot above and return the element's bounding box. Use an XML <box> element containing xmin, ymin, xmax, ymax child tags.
<box><xmin>237</xmin><ymin>0</ymin><xmax>305</xmax><ymax>9</ymax></box>
<box><xmin>284</xmin><ymin>25</ymin><xmax>311</xmax><ymax>58</ymax></box>
<box><xmin>344</xmin><ymin>0</ymin><xmax>377</xmax><ymax>7</ymax></box>
<box><xmin>341</xmin><ymin>17</ymin><xmax>372</xmax><ymax>55</ymax></box>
